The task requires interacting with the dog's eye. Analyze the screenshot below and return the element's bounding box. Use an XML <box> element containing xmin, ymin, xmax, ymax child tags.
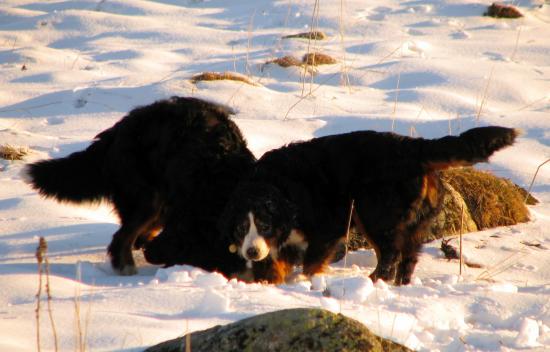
<box><xmin>255</xmin><ymin>221</ymin><xmax>271</xmax><ymax>234</ymax></box>
<box><xmin>235</xmin><ymin>217</ymin><xmax>250</xmax><ymax>237</ymax></box>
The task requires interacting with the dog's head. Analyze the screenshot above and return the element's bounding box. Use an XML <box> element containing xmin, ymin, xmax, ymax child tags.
<box><xmin>220</xmin><ymin>182</ymin><xmax>297</xmax><ymax>262</ymax></box>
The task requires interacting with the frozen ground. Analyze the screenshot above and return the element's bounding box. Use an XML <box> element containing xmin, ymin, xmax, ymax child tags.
<box><xmin>0</xmin><ymin>0</ymin><xmax>549</xmax><ymax>351</ymax></box>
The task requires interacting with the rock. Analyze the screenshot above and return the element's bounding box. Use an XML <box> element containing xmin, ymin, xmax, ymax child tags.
<box><xmin>424</xmin><ymin>176</ymin><xmax>478</xmax><ymax>242</ymax></box>
<box><xmin>145</xmin><ymin>308</ymin><xmax>412</xmax><ymax>352</ymax></box>
<box><xmin>338</xmin><ymin>168</ymin><xmax>534</xmax><ymax>254</ymax></box>
<box><xmin>441</xmin><ymin>168</ymin><xmax>532</xmax><ymax>231</ymax></box>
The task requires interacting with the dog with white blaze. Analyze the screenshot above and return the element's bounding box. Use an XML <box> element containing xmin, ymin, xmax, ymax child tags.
<box><xmin>220</xmin><ymin>126</ymin><xmax>519</xmax><ymax>285</ymax></box>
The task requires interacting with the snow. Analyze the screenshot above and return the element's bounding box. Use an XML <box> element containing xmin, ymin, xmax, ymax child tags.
<box><xmin>514</xmin><ymin>318</ymin><xmax>541</xmax><ymax>349</ymax></box>
<box><xmin>0</xmin><ymin>0</ymin><xmax>549</xmax><ymax>351</ymax></box>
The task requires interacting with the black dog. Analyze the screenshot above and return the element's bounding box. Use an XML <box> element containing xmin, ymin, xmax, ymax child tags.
<box><xmin>220</xmin><ymin>127</ymin><xmax>518</xmax><ymax>285</ymax></box>
<box><xmin>25</xmin><ymin>97</ymin><xmax>255</xmax><ymax>276</ymax></box>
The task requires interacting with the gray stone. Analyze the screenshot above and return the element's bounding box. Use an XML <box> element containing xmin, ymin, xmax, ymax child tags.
<box><xmin>145</xmin><ymin>308</ymin><xmax>412</xmax><ymax>352</ymax></box>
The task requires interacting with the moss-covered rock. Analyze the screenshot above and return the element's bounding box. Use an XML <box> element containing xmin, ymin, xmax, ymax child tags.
<box><xmin>424</xmin><ymin>175</ymin><xmax>478</xmax><ymax>242</ymax></box>
<box><xmin>441</xmin><ymin>168</ymin><xmax>532</xmax><ymax>231</ymax></box>
<box><xmin>145</xmin><ymin>308</ymin><xmax>411</xmax><ymax>352</ymax></box>
<box><xmin>339</xmin><ymin>168</ymin><xmax>535</xmax><ymax>253</ymax></box>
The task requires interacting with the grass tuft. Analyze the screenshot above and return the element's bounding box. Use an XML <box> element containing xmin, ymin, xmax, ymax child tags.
<box><xmin>191</xmin><ymin>72</ymin><xmax>259</xmax><ymax>86</ymax></box>
<box><xmin>302</xmin><ymin>52</ymin><xmax>338</xmax><ymax>66</ymax></box>
<box><xmin>0</xmin><ymin>144</ymin><xmax>29</xmax><ymax>160</ymax></box>
<box><xmin>484</xmin><ymin>3</ymin><xmax>523</xmax><ymax>19</ymax></box>
<box><xmin>265</xmin><ymin>55</ymin><xmax>303</xmax><ymax>68</ymax></box>
<box><xmin>282</xmin><ymin>31</ymin><xmax>327</xmax><ymax>40</ymax></box>
<box><xmin>442</xmin><ymin>168</ymin><xmax>532</xmax><ymax>230</ymax></box>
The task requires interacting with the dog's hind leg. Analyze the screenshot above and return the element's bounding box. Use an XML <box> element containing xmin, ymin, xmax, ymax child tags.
<box><xmin>395</xmin><ymin>242</ymin><xmax>422</xmax><ymax>285</ymax></box>
<box><xmin>352</xmin><ymin>209</ymin><xmax>399</xmax><ymax>284</ymax></box>
<box><xmin>108</xmin><ymin>195</ymin><xmax>160</xmax><ymax>275</ymax></box>
<box><xmin>369</xmin><ymin>241</ymin><xmax>399</xmax><ymax>283</ymax></box>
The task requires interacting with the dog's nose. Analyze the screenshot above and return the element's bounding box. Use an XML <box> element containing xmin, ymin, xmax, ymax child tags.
<box><xmin>246</xmin><ymin>247</ymin><xmax>259</xmax><ymax>260</ymax></box>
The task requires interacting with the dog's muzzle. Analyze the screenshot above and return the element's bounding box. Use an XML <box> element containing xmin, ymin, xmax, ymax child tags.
<box><xmin>241</xmin><ymin>236</ymin><xmax>270</xmax><ymax>261</ymax></box>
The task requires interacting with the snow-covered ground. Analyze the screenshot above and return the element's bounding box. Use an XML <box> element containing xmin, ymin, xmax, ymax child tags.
<box><xmin>1</xmin><ymin>0</ymin><xmax>549</xmax><ymax>351</ymax></box>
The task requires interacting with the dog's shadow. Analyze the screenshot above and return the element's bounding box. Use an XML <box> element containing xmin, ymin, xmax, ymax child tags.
<box><xmin>0</xmin><ymin>222</ymin><xmax>160</xmax><ymax>286</ymax></box>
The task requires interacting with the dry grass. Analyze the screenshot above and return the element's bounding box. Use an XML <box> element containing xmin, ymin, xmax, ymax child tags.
<box><xmin>190</xmin><ymin>72</ymin><xmax>259</xmax><ymax>86</ymax></box>
<box><xmin>516</xmin><ymin>184</ymin><xmax>539</xmax><ymax>205</ymax></box>
<box><xmin>476</xmin><ymin>66</ymin><xmax>494</xmax><ymax>124</ymax></box>
<box><xmin>0</xmin><ymin>144</ymin><xmax>28</xmax><ymax>160</ymax></box>
<box><xmin>265</xmin><ymin>55</ymin><xmax>303</xmax><ymax>68</ymax></box>
<box><xmin>484</xmin><ymin>3</ymin><xmax>523</xmax><ymax>19</ymax></box>
<box><xmin>264</xmin><ymin>53</ymin><xmax>337</xmax><ymax>68</ymax></box>
<box><xmin>342</xmin><ymin>168</ymin><xmax>534</xmax><ymax>252</ymax></box>
<box><xmin>524</xmin><ymin>158</ymin><xmax>549</xmax><ymax>204</ymax></box>
<box><xmin>442</xmin><ymin>168</ymin><xmax>532</xmax><ymax>230</ymax></box>
<box><xmin>302</xmin><ymin>52</ymin><xmax>337</xmax><ymax>66</ymax></box>
<box><xmin>282</xmin><ymin>31</ymin><xmax>327</xmax><ymax>40</ymax></box>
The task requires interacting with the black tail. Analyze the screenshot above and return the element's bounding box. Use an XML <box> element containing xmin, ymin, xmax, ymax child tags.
<box><xmin>420</xmin><ymin>126</ymin><xmax>519</xmax><ymax>170</ymax></box>
<box><xmin>24</xmin><ymin>131</ymin><xmax>114</xmax><ymax>203</ymax></box>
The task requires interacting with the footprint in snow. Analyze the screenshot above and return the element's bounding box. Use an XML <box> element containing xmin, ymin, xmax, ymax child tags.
<box><xmin>356</xmin><ymin>6</ymin><xmax>393</xmax><ymax>21</ymax></box>
<box><xmin>484</xmin><ymin>51</ymin><xmax>509</xmax><ymax>62</ymax></box>
<box><xmin>451</xmin><ymin>30</ymin><xmax>471</xmax><ymax>39</ymax></box>
<box><xmin>47</xmin><ymin>116</ymin><xmax>64</xmax><ymax>125</ymax></box>
<box><xmin>74</xmin><ymin>97</ymin><xmax>88</xmax><ymax>109</ymax></box>
<box><xmin>513</xmin><ymin>263</ymin><xmax>538</xmax><ymax>272</ymax></box>
<box><xmin>407</xmin><ymin>28</ymin><xmax>425</xmax><ymax>36</ymax></box>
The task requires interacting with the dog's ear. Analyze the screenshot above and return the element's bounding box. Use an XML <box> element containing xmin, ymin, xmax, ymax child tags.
<box><xmin>218</xmin><ymin>185</ymin><xmax>248</xmax><ymax>249</ymax></box>
<box><xmin>218</xmin><ymin>196</ymin><xmax>237</xmax><ymax>242</ymax></box>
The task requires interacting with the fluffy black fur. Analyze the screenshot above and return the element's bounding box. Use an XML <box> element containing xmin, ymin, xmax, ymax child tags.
<box><xmin>26</xmin><ymin>96</ymin><xmax>255</xmax><ymax>276</ymax></box>
<box><xmin>220</xmin><ymin>126</ymin><xmax>518</xmax><ymax>285</ymax></box>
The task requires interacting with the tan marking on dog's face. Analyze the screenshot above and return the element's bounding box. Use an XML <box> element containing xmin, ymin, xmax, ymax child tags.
<box><xmin>241</xmin><ymin>212</ymin><xmax>270</xmax><ymax>261</ymax></box>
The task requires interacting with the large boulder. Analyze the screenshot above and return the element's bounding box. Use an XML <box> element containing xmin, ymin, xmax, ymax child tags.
<box><xmin>440</xmin><ymin>168</ymin><xmax>533</xmax><ymax>231</ymax></box>
<box><xmin>423</xmin><ymin>178</ymin><xmax>478</xmax><ymax>242</ymax></box>
<box><xmin>145</xmin><ymin>308</ymin><xmax>412</xmax><ymax>352</ymax></box>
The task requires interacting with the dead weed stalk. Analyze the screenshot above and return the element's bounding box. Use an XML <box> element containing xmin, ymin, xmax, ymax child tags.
<box><xmin>35</xmin><ymin>237</ymin><xmax>59</xmax><ymax>352</ymax></box>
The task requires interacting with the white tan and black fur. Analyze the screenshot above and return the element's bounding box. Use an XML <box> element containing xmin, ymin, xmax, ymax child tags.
<box><xmin>220</xmin><ymin>126</ymin><xmax>518</xmax><ymax>285</ymax></box>
<box><xmin>26</xmin><ymin>97</ymin><xmax>255</xmax><ymax>277</ymax></box>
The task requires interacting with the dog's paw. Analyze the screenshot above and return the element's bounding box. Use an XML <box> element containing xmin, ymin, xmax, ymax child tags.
<box><xmin>284</xmin><ymin>272</ymin><xmax>308</xmax><ymax>284</ymax></box>
<box><xmin>310</xmin><ymin>274</ymin><xmax>327</xmax><ymax>291</ymax></box>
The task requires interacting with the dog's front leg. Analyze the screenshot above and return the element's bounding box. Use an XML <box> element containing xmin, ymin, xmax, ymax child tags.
<box><xmin>252</xmin><ymin>257</ymin><xmax>293</xmax><ymax>284</ymax></box>
<box><xmin>302</xmin><ymin>237</ymin><xmax>342</xmax><ymax>278</ymax></box>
